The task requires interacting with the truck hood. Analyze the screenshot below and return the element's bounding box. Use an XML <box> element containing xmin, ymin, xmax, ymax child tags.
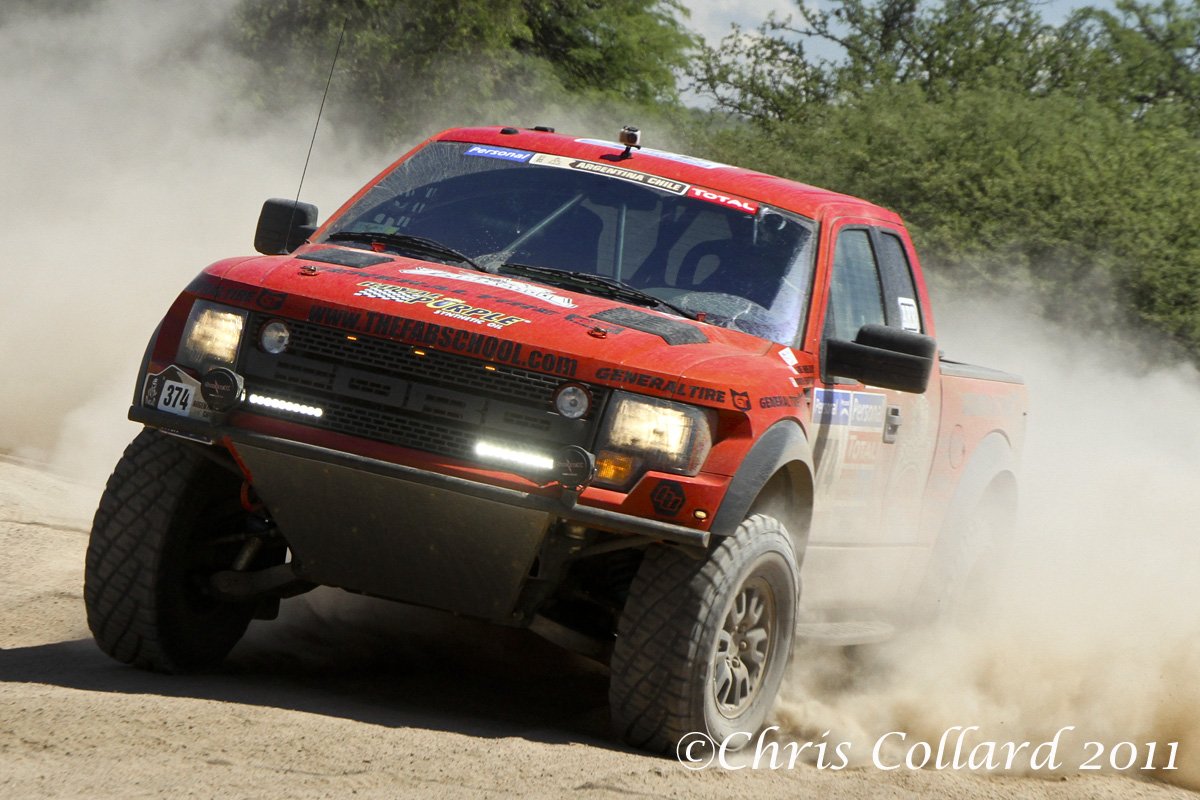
<box><xmin>185</xmin><ymin>246</ymin><xmax>814</xmax><ymax>412</ymax></box>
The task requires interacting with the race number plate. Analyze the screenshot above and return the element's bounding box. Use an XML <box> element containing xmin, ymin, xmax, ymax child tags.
<box><xmin>143</xmin><ymin>366</ymin><xmax>210</xmax><ymax>421</ymax></box>
<box><xmin>157</xmin><ymin>380</ymin><xmax>194</xmax><ymax>416</ymax></box>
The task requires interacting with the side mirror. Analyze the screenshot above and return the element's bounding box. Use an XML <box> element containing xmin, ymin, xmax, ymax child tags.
<box><xmin>825</xmin><ymin>324</ymin><xmax>937</xmax><ymax>393</ymax></box>
<box><xmin>254</xmin><ymin>198</ymin><xmax>318</xmax><ymax>255</ymax></box>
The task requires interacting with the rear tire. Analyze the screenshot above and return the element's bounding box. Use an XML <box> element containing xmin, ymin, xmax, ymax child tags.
<box><xmin>610</xmin><ymin>514</ymin><xmax>799</xmax><ymax>752</ymax></box>
<box><xmin>85</xmin><ymin>429</ymin><xmax>257</xmax><ymax>672</ymax></box>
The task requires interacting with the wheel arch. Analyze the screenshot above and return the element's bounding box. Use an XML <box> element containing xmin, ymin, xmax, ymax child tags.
<box><xmin>936</xmin><ymin>430</ymin><xmax>1020</xmax><ymax>539</ymax></box>
<box><xmin>912</xmin><ymin>430</ymin><xmax>1020</xmax><ymax>618</ymax></box>
<box><xmin>710</xmin><ymin>421</ymin><xmax>814</xmax><ymax>560</ymax></box>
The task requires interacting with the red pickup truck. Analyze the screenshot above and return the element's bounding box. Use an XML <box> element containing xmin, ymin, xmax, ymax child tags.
<box><xmin>85</xmin><ymin>125</ymin><xmax>1026</xmax><ymax>752</ymax></box>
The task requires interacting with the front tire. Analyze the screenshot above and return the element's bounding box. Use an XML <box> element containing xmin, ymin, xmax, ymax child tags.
<box><xmin>85</xmin><ymin>429</ymin><xmax>258</xmax><ymax>672</ymax></box>
<box><xmin>610</xmin><ymin>514</ymin><xmax>799</xmax><ymax>752</ymax></box>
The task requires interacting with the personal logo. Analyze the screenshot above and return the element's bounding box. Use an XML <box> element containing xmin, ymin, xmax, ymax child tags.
<box><xmin>730</xmin><ymin>389</ymin><xmax>751</xmax><ymax>411</ymax></box>
<box><xmin>650</xmin><ymin>481</ymin><xmax>686</xmax><ymax>517</ymax></box>
<box><xmin>464</xmin><ymin>145</ymin><xmax>534</xmax><ymax>163</ymax></box>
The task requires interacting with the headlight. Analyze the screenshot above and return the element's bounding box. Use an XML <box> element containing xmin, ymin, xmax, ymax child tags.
<box><xmin>178</xmin><ymin>301</ymin><xmax>247</xmax><ymax>369</ymax></box>
<box><xmin>593</xmin><ymin>392</ymin><xmax>713</xmax><ymax>490</ymax></box>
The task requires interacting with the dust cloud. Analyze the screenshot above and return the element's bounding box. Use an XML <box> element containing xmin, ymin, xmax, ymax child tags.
<box><xmin>0</xmin><ymin>0</ymin><xmax>654</xmax><ymax>485</ymax></box>
<box><xmin>773</xmin><ymin>291</ymin><xmax>1200</xmax><ymax>788</ymax></box>
<box><xmin>0</xmin><ymin>0</ymin><xmax>387</xmax><ymax>482</ymax></box>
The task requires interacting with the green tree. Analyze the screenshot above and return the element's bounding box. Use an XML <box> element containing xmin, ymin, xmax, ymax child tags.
<box><xmin>233</xmin><ymin>0</ymin><xmax>697</xmax><ymax>141</ymax></box>
<box><xmin>690</xmin><ymin>0</ymin><xmax>1091</xmax><ymax>118</ymax></box>
<box><xmin>1064</xmin><ymin>0</ymin><xmax>1200</xmax><ymax>126</ymax></box>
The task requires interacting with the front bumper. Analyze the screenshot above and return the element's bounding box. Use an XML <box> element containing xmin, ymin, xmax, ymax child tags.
<box><xmin>133</xmin><ymin>405</ymin><xmax>709</xmax><ymax>619</ymax></box>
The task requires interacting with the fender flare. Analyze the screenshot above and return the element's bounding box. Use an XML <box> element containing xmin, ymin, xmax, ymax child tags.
<box><xmin>131</xmin><ymin>321</ymin><xmax>163</xmax><ymax>407</ymax></box>
<box><xmin>936</xmin><ymin>430</ymin><xmax>1018</xmax><ymax>537</ymax></box>
<box><xmin>915</xmin><ymin>430</ymin><xmax>1019</xmax><ymax>615</ymax></box>
<box><xmin>710</xmin><ymin>421</ymin><xmax>814</xmax><ymax>542</ymax></box>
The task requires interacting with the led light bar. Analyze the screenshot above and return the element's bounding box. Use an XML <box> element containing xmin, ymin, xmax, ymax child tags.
<box><xmin>248</xmin><ymin>393</ymin><xmax>324</xmax><ymax>418</ymax></box>
<box><xmin>475</xmin><ymin>440</ymin><xmax>554</xmax><ymax>472</ymax></box>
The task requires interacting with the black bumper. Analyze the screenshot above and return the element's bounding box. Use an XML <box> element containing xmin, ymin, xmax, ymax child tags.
<box><xmin>132</xmin><ymin>406</ymin><xmax>710</xmax><ymax>619</ymax></box>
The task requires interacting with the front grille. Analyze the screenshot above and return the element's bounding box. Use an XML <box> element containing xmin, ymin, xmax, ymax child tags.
<box><xmin>237</xmin><ymin>314</ymin><xmax>605</xmax><ymax>464</ymax></box>
<box><xmin>283</xmin><ymin>317</ymin><xmax>563</xmax><ymax>406</ymax></box>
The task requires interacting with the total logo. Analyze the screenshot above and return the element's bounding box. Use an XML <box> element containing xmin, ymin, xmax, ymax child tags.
<box><xmin>687</xmin><ymin>186</ymin><xmax>759</xmax><ymax>214</ymax></box>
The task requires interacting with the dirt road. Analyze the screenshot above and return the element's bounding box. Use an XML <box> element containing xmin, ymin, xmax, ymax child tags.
<box><xmin>1</xmin><ymin>457</ymin><xmax>1193</xmax><ymax>800</ymax></box>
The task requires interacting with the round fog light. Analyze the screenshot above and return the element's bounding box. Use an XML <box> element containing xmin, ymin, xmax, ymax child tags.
<box><xmin>201</xmin><ymin>368</ymin><xmax>244</xmax><ymax>412</ymax></box>
<box><xmin>554</xmin><ymin>384</ymin><xmax>591</xmax><ymax>419</ymax></box>
<box><xmin>260</xmin><ymin>320</ymin><xmax>291</xmax><ymax>354</ymax></box>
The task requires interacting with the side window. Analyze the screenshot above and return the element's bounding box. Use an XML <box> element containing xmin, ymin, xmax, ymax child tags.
<box><xmin>824</xmin><ymin>228</ymin><xmax>885</xmax><ymax>342</ymax></box>
<box><xmin>876</xmin><ymin>231</ymin><xmax>923</xmax><ymax>332</ymax></box>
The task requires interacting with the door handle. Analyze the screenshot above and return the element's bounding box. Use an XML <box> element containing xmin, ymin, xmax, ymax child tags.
<box><xmin>883</xmin><ymin>405</ymin><xmax>901</xmax><ymax>444</ymax></box>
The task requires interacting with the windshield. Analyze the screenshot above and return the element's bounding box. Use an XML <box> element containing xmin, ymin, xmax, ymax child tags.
<box><xmin>322</xmin><ymin>141</ymin><xmax>816</xmax><ymax>345</ymax></box>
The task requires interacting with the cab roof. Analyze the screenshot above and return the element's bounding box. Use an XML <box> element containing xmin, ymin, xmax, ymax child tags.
<box><xmin>434</xmin><ymin>126</ymin><xmax>902</xmax><ymax>226</ymax></box>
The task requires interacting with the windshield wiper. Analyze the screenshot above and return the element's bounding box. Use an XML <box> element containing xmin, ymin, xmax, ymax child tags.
<box><xmin>326</xmin><ymin>231</ymin><xmax>482</xmax><ymax>271</ymax></box>
<box><xmin>498</xmin><ymin>263</ymin><xmax>696</xmax><ymax>319</ymax></box>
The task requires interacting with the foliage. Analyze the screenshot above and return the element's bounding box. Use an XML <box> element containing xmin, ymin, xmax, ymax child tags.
<box><xmin>232</xmin><ymin>0</ymin><xmax>698</xmax><ymax>142</ymax></box>
<box><xmin>688</xmin><ymin>0</ymin><xmax>1200</xmax><ymax>358</ymax></box>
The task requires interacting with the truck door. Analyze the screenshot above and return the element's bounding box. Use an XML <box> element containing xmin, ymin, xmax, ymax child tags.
<box><xmin>805</xmin><ymin>221</ymin><xmax>940</xmax><ymax>608</ymax></box>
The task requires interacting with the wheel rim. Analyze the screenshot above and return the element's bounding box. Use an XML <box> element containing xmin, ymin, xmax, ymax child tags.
<box><xmin>712</xmin><ymin>574</ymin><xmax>776</xmax><ymax>718</ymax></box>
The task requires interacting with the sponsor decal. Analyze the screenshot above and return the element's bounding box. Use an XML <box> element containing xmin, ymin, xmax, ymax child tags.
<box><xmin>850</xmin><ymin>392</ymin><xmax>886</xmax><ymax>428</ymax></box>
<box><xmin>464</xmin><ymin>144</ymin><xmax>534</xmax><ymax>162</ymax></box>
<box><xmin>530</xmin><ymin>153</ymin><xmax>689</xmax><ymax>194</ymax></box>
<box><xmin>574</xmin><ymin>139</ymin><xmax>727</xmax><ymax>169</ymax></box>
<box><xmin>355</xmin><ymin>280</ymin><xmax>528</xmax><ymax>329</ymax></box>
<box><xmin>777</xmin><ymin>347</ymin><xmax>813</xmax><ymax>375</ymax></box>
<box><xmin>257</xmin><ymin>290</ymin><xmax>288</xmax><ymax>311</ymax></box>
<box><xmin>594</xmin><ymin>367</ymin><xmax>727</xmax><ymax>403</ymax></box>
<box><xmin>813</xmin><ymin>389</ymin><xmax>886</xmax><ymax>429</ymax></box>
<box><xmin>473</xmin><ymin>293</ymin><xmax>558</xmax><ymax>316</ymax></box>
<box><xmin>759</xmin><ymin>394</ymin><xmax>805</xmax><ymax>409</ymax></box>
<box><xmin>730</xmin><ymin>389</ymin><xmax>751</xmax><ymax>411</ymax></box>
<box><xmin>845</xmin><ymin>432</ymin><xmax>882</xmax><ymax>465</ymax></box>
<box><xmin>650</xmin><ymin>480</ymin><xmax>686</xmax><ymax>517</ymax></box>
<box><xmin>687</xmin><ymin>186</ymin><xmax>759</xmax><ymax>214</ymax></box>
<box><xmin>400</xmin><ymin>266</ymin><xmax>576</xmax><ymax>308</ymax></box>
<box><xmin>898</xmin><ymin>297</ymin><xmax>921</xmax><ymax>332</ymax></box>
<box><xmin>306</xmin><ymin>305</ymin><xmax>578</xmax><ymax>377</ymax></box>
<box><xmin>187</xmin><ymin>275</ymin><xmax>289</xmax><ymax>312</ymax></box>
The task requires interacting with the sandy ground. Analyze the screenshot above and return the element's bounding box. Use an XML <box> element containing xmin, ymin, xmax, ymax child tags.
<box><xmin>0</xmin><ymin>458</ymin><xmax>1194</xmax><ymax>800</ymax></box>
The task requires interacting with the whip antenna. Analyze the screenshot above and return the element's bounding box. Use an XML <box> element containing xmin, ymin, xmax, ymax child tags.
<box><xmin>287</xmin><ymin>20</ymin><xmax>347</xmax><ymax>245</ymax></box>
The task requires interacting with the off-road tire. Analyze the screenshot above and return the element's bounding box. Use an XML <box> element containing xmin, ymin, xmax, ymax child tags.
<box><xmin>85</xmin><ymin>428</ymin><xmax>256</xmax><ymax>672</ymax></box>
<box><xmin>610</xmin><ymin>514</ymin><xmax>799</xmax><ymax>752</ymax></box>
